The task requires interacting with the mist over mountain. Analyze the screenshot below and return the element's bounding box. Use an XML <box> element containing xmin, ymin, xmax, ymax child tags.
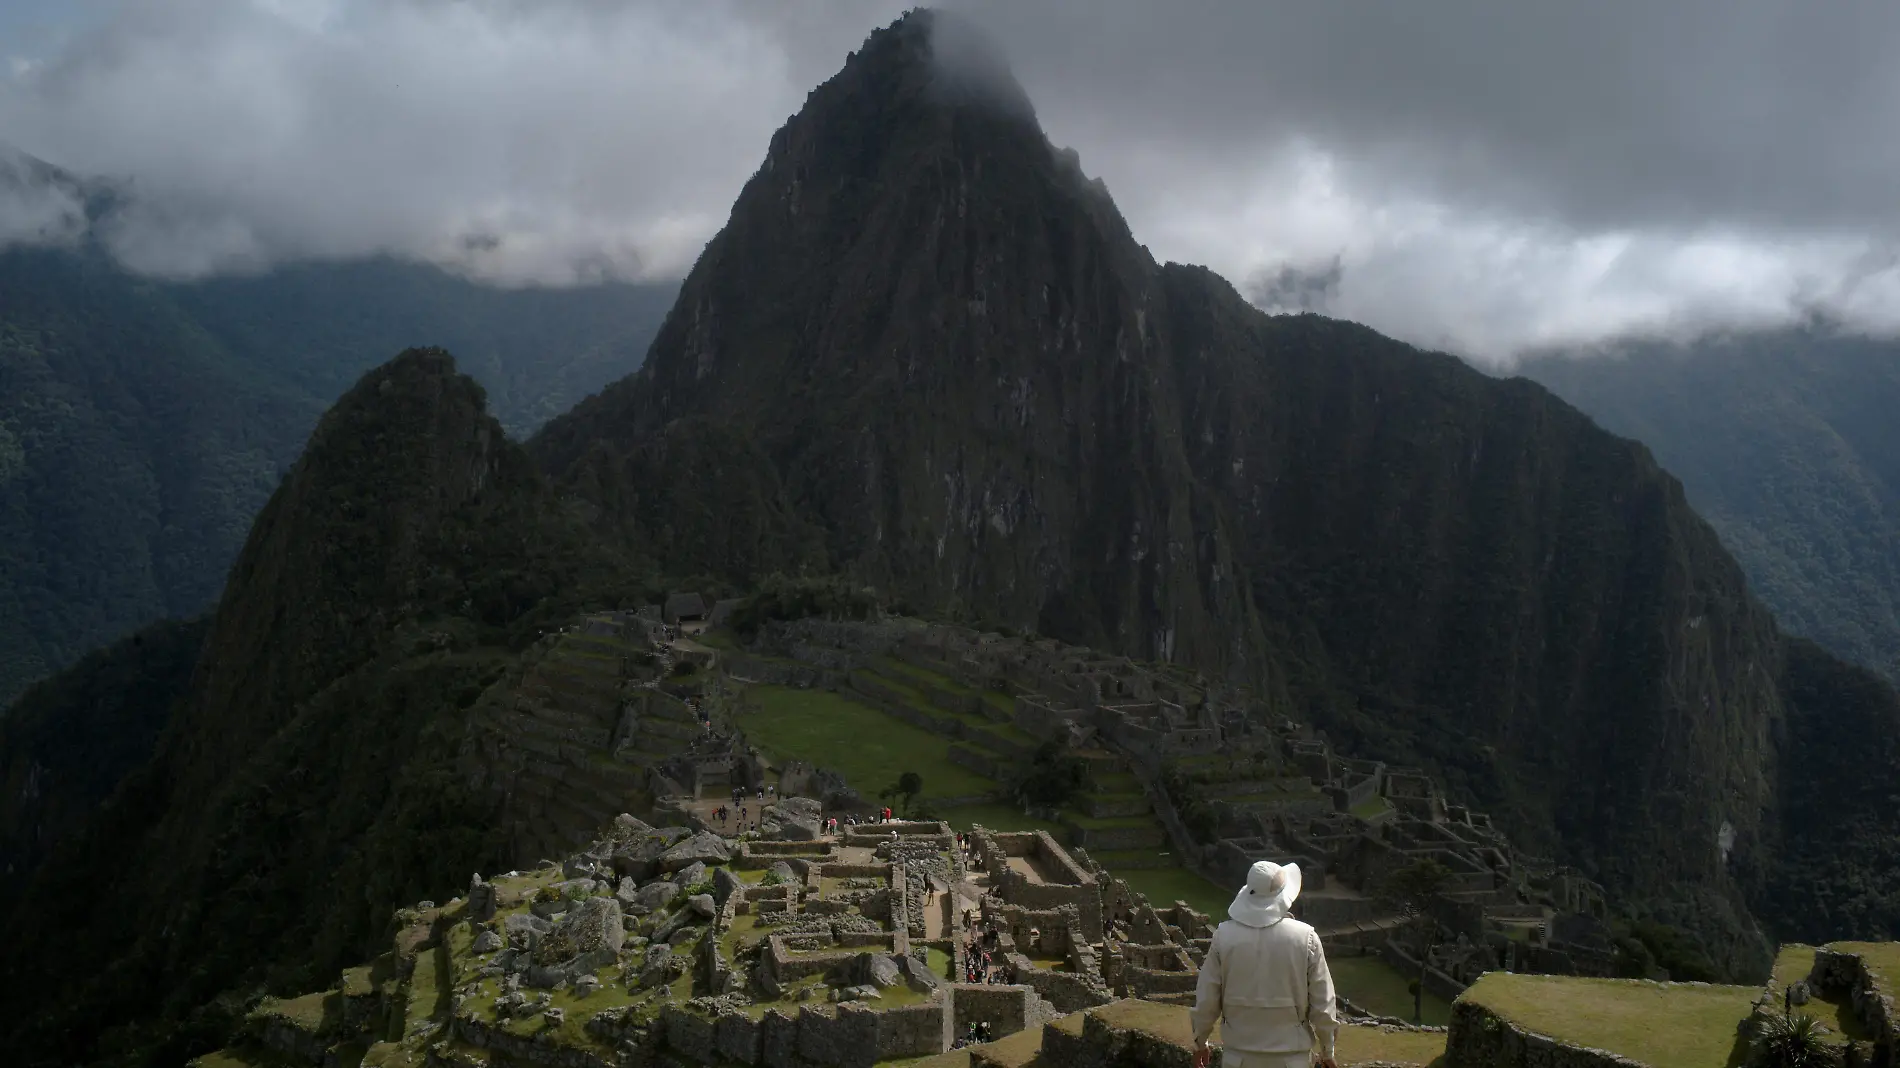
<box><xmin>1523</xmin><ymin>331</ymin><xmax>1900</xmax><ymax>685</ymax></box>
<box><xmin>3</xmin><ymin>10</ymin><xmax>1900</xmax><ymax>1068</ymax></box>
<box><xmin>534</xmin><ymin>15</ymin><xmax>1888</xmax><ymax>977</ymax></box>
<box><xmin>0</xmin><ymin>150</ymin><xmax>675</xmax><ymax>706</ymax></box>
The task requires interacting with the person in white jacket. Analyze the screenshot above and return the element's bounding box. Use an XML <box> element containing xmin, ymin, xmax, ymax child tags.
<box><xmin>1191</xmin><ymin>860</ymin><xmax>1339</xmax><ymax>1068</ymax></box>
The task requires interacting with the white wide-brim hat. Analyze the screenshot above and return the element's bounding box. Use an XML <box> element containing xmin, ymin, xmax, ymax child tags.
<box><xmin>1228</xmin><ymin>860</ymin><xmax>1301</xmax><ymax>927</ymax></box>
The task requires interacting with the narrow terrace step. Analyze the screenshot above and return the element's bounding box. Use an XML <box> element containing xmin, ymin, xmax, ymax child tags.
<box><xmin>1075</xmin><ymin>792</ymin><xmax>1153</xmax><ymax>819</ymax></box>
<box><xmin>489</xmin><ymin>709</ymin><xmax>613</xmax><ymax>751</ymax></box>
<box><xmin>517</xmin><ymin>697</ymin><xmax>622</xmax><ymax>732</ymax></box>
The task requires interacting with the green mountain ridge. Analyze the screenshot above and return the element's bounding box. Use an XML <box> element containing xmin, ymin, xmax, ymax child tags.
<box><xmin>0</xmin><ymin>224</ymin><xmax>676</xmax><ymax>708</ymax></box>
<box><xmin>5</xmin><ymin>10</ymin><xmax>1900</xmax><ymax>1066</ymax></box>
<box><xmin>0</xmin><ymin>615</ymin><xmax>206</xmax><ymax>894</ymax></box>
<box><xmin>1521</xmin><ymin>333</ymin><xmax>1900</xmax><ymax>685</ymax></box>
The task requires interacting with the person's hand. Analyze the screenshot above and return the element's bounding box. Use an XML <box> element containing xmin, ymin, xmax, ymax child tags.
<box><xmin>1193</xmin><ymin>1040</ymin><xmax>1212</xmax><ymax>1068</ymax></box>
<box><xmin>1317</xmin><ymin>1056</ymin><xmax>1338</xmax><ymax>1068</ymax></box>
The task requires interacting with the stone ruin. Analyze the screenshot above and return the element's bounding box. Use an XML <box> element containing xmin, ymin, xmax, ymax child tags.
<box><xmin>736</xmin><ymin>616</ymin><xmax>1619</xmax><ymax>1001</ymax></box>
<box><xmin>198</xmin><ymin>792</ymin><xmax>1422</xmax><ymax>1068</ymax></box>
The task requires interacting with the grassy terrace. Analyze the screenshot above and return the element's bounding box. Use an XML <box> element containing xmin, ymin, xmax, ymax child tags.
<box><xmin>1351</xmin><ymin>795</ymin><xmax>1394</xmax><ymax>820</ymax></box>
<box><xmin>1770</xmin><ymin>944</ymin><xmax>1872</xmax><ymax>1042</ymax></box>
<box><xmin>878</xmin><ymin>655</ymin><xmax>1018</xmax><ymax>718</ymax></box>
<box><xmin>1335</xmin><ymin>1025</ymin><xmax>1447</xmax><ymax>1066</ymax></box>
<box><xmin>1116</xmin><ymin>867</ymin><xmax>1229</xmax><ymax>919</ymax></box>
<box><xmin>1062</xmin><ymin>811</ymin><xmax>1158</xmax><ymax>830</ymax></box>
<box><xmin>857</xmin><ymin>668</ymin><xmax>1037</xmax><ymax>747</ymax></box>
<box><xmin>1461</xmin><ymin>973</ymin><xmax>1755</xmax><ymax>1068</ymax></box>
<box><xmin>1329</xmin><ymin>954</ymin><xmax>1453</xmax><ymax>1026</ymax></box>
<box><xmin>938</xmin><ymin>802</ymin><xmax>1064</xmax><ymax>835</ymax></box>
<box><xmin>737</xmin><ymin>684</ymin><xmax>999</xmax><ymax>800</ymax></box>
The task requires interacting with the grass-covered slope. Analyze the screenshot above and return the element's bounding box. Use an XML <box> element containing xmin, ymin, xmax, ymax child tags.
<box><xmin>1454</xmin><ymin>972</ymin><xmax>1756</xmax><ymax>1068</ymax></box>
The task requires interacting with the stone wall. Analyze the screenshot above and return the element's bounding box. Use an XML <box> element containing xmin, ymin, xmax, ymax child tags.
<box><xmin>1012</xmin><ymin>961</ymin><xmax>1116</xmax><ymax>1014</ymax></box>
<box><xmin>841</xmin><ymin>821</ymin><xmax>953</xmax><ymax>850</ymax></box>
<box><xmin>716</xmin><ymin>1007</ymin><xmax>764</xmax><ymax>1064</ymax></box>
<box><xmin>1125</xmin><ymin>965</ymin><xmax>1200</xmax><ymax>1000</ymax></box>
<box><xmin>673</xmin><ymin>999</ymin><xmax>950</xmax><ymax>1068</ymax></box>
<box><xmin>725</xmin><ymin>651</ymin><xmax>843</xmax><ymax>689</ymax></box>
<box><xmin>949</xmin><ymin>744</ymin><xmax>1008</xmax><ymax>781</ymax></box>
<box><xmin>1809</xmin><ymin>945</ymin><xmax>1899</xmax><ymax>1059</ymax></box>
<box><xmin>664</xmin><ymin>1005</ymin><xmax>720</xmax><ymax>1065</ymax></box>
<box><xmin>796</xmin><ymin>1003</ymin><xmax>883</xmax><ymax>1068</ymax></box>
<box><xmin>876</xmin><ymin>1002</ymin><xmax>954</xmax><ymax>1059</ymax></box>
<box><xmin>950</xmin><ymin>983</ymin><xmax>1042</xmax><ymax>1039</ymax></box>
<box><xmin>450</xmin><ymin>1012</ymin><xmax>620</xmax><ymax>1068</ymax></box>
<box><xmin>1380</xmin><ymin>940</ymin><xmax>1469</xmax><ymax>1002</ymax></box>
<box><xmin>1443</xmin><ymin>1000</ymin><xmax>1646</xmax><ymax>1068</ymax></box>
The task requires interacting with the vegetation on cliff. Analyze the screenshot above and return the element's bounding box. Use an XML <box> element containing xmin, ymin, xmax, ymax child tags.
<box><xmin>6</xmin><ymin>10</ymin><xmax>1900</xmax><ymax>1067</ymax></box>
<box><xmin>0</xmin><ymin>193</ymin><xmax>674</xmax><ymax>709</ymax></box>
<box><xmin>0</xmin><ymin>616</ymin><xmax>206</xmax><ymax>899</ymax></box>
<box><xmin>0</xmin><ymin>350</ymin><xmax>647</xmax><ymax>1065</ymax></box>
<box><xmin>527</xmin><ymin>10</ymin><xmax>1883</xmax><ymax>976</ymax></box>
<box><xmin>1523</xmin><ymin>332</ymin><xmax>1900</xmax><ymax>686</ymax></box>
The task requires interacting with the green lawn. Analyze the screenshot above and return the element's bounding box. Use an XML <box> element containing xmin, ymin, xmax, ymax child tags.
<box><xmin>1462</xmin><ymin>973</ymin><xmax>1754</xmax><ymax>1068</ymax></box>
<box><xmin>938</xmin><ymin>802</ymin><xmax>1066</xmax><ymax>835</ymax></box>
<box><xmin>1063</xmin><ymin>811</ymin><xmax>1160</xmax><ymax>830</ymax></box>
<box><xmin>1090</xmin><ymin>770</ymin><xmax>1143</xmax><ymax>792</ymax></box>
<box><xmin>1328</xmin><ymin>953</ymin><xmax>1454</xmax><ymax>1026</ymax></box>
<box><xmin>1770</xmin><ymin>944</ymin><xmax>1870</xmax><ymax>1042</ymax></box>
<box><xmin>1116</xmin><ymin>866</ymin><xmax>1230</xmax><ymax>919</ymax></box>
<box><xmin>693</xmin><ymin>628</ymin><xmax>739</xmax><ymax>650</ymax></box>
<box><xmin>1335</xmin><ymin>1025</ymin><xmax>1446</xmax><ymax>1066</ymax></box>
<box><xmin>859</xmin><ymin>668</ymin><xmax>1037</xmax><ymax>746</ymax></box>
<box><xmin>1350</xmin><ymin>795</ymin><xmax>1393</xmax><ymax>820</ymax></box>
<box><xmin>735</xmin><ymin>685</ymin><xmax>999</xmax><ymax>801</ymax></box>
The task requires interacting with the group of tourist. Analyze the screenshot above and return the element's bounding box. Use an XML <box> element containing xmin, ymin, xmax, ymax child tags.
<box><xmin>963</xmin><ymin>923</ymin><xmax>1005</xmax><ymax>984</ymax></box>
<box><xmin>952</xmin><ymin>1020</ymin><xmax>995</xmax><ymax>1049</ymax></box>
<box><xmin>956</xmin><ymin>831</ymin><xmax>987</xmax><ymax>871</ymax></box>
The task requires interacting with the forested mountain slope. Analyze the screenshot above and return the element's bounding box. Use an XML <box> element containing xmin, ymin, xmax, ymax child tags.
<box><xmin>534</xmin><ymin>10</ymin><xmax>1900</xmax><ymax>975</ymax></box>
<box><xmin>6</xmin><ymin>11</ymin><xmax>1900</xmax><ymax>1067</ymax></box>
<box><xmin>0</xmin><ymin>159</ymin><xmax>674</xmax><ymax>705</ymax></box>
<box><xmin>1523</xmin><ymin>333</ymin><xmax>1900</xmax><ymax>685</ymax></box>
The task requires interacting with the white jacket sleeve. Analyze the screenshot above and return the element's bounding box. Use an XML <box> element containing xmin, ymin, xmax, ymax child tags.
<box><xmin>1191</xmin><ymin>932</ymin><xmax>1225</xmax><ymax>1045</ymax></box>
<box><xmin>1307</xmin><ymin>930</ymin><xmax>1338</xmax><ymax>1058</ymax></box>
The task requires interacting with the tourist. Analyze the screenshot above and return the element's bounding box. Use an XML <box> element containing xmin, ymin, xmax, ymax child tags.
<box><xmin>1189</xmin><ymin>861</ymin><xmax>1338</xmax><ymax>1068</ymax></box>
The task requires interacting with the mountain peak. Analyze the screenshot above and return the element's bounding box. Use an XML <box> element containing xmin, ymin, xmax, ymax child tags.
<box><xmin>744</xmin><ymin>8</ymin><xmax>1043</xmax><ymax>197</ymax></box>
<box><xmin>849</xmin><ymin>8</ymin><xmax>1034</xmax><ymax>119</ymax></box>
<box><xmin>531</xmin><ymin>6</ymin><xmax>1136</xmax><ymax>461</ymax></box>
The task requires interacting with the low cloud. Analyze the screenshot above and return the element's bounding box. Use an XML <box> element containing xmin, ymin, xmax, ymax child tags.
<box><xmin>0</xmin><ymin>145</ymin><xmax>87</xmax><ymax>248</ymax></box>
<box><xmin>7</xmin><ymin>1</ymin><xmax>1900</xmax><ymax>361</ymax></box>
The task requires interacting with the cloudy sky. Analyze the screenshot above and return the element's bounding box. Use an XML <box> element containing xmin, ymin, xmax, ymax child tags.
<box><xmin>5</xmin><ymin>0</ymin><xmax>1900</xmax><ymax>364</ymax></box>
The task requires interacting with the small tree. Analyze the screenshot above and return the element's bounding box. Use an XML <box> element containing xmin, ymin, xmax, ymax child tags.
<box><xmin>882</xmin><ymin>770</ymin><xmax>924</xmax><ymax>816</ymax></box>
<box><xmin>1376</xmin><ymin>858</ymin><xmax>1451</xmax><ymax>1023</ymax></box>
<box><xmin>1014</xmin><ymin>742</ymin><xmax>1088</xmax><ymax>811</ymax></box>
